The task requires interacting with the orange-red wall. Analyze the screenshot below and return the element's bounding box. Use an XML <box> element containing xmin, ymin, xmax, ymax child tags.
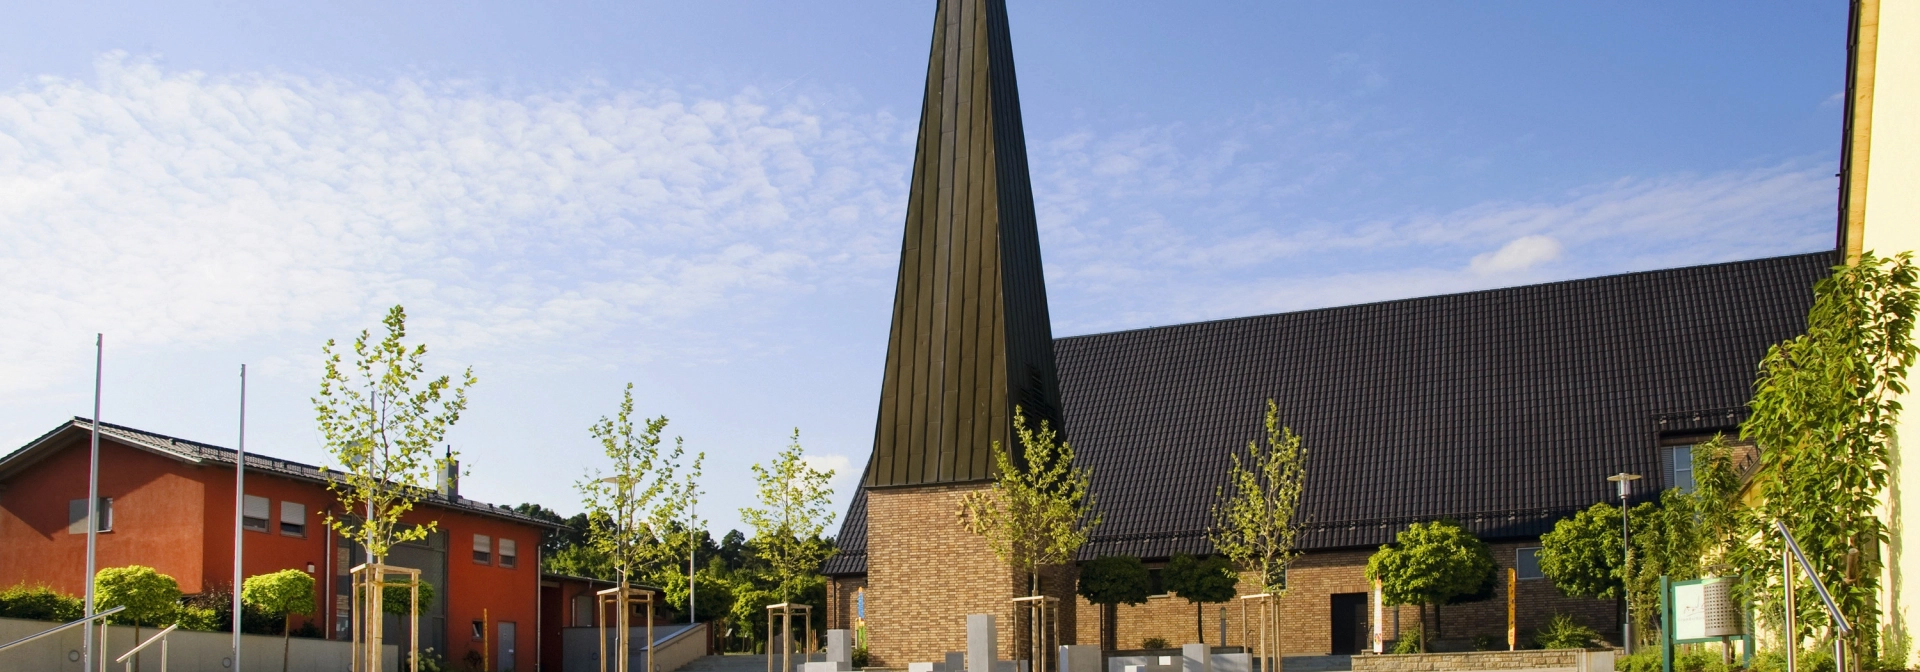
<box><xmin>0</xmin><ymin>432</ymin><xmax>545</xmax><ymax>671</ymax></box>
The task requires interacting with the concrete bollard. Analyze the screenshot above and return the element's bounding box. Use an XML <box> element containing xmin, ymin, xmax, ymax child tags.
<box><xmin>1059</xmin><ymin>645</ymin><xmax>1102</xmax><ymax>672</ymax></box>
<box><xmin>827</xmin><ymin>630</ymin><xmax>853</xmax><ymax>671</ymax></box>
<box><xmin>1182</xmin><ymin>644</ymin><xmax>1212</xmax><ymax>672</ymax></box>
<box><xmin>968</xmin><ymin>615</ymin><xmax>999</xmax><ymax>672</ymax></box>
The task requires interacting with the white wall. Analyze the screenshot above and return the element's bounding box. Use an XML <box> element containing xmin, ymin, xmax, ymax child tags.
<box><xmin>0</xmin><ymin>617</ymin><xmax>397</xmax><ymax>672</ymax></box>
<box><xmin>1869</xmin><ymin>0</ymin><xmax>1920</xmax><ymax>662</ymax></box>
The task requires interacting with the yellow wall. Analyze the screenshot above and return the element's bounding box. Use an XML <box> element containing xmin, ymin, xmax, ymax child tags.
<box><xmin>1862</xmin><ymin>0</ymin><xmax>1920</xmax><ymax>660</ymax></box>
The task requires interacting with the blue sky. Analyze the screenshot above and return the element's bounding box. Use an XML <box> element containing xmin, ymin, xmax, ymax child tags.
<box><xmin>0</xmin><ymin>2</ymin><xmax>1847</xmax><ymax>537</ymax></box>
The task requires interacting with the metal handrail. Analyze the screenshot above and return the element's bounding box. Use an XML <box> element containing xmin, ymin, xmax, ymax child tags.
<box><xmin>115</xmin><ymin>624</ymin><xmax>178</xmax><ymax>672</ymax></box>
<box><xmin>0</xmin><ymin>605</ymin><xmax>127</xmax><ymax>654</ymax></box>
<box><xmin>1776</xmin><ymin>521</ymin><xmax>1852</xmax><ymax>634</ymax></box>
<box><xmin>1777</xmin><ymin>520</ymin><xmax>1851</xmax><ymax>672</ymax></box>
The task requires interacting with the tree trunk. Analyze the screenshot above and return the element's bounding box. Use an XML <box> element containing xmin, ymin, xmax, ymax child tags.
<box><xmin>1420</xmin><ymin>604</ymin><xmax>1430</xmax><ymax>653</ymax></box>
<box><xmin>1101</xmin><ymin>603</ymin><xmax>1117</xmax><ymax>651</ymax></box>
<box><xmin>1196</xmin><ymin>603</ymin><xmax>1205</xmax><ymax>644</ymax></box>
<box><xmin>133</xmin><ymin>623</ymin><xmax>141</xmax><ymax>672</ymax></box>
<box><xmin>283</xmin><ymin>615</ymin><xmax>292</xmax><ymax>672</ymax></box>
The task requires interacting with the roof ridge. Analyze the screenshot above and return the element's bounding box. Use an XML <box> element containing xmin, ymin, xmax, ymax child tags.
<box><xmin>1055</xmin><ymin>250</ymin><xmax>1836</xmax><ymax>343</ymax></box>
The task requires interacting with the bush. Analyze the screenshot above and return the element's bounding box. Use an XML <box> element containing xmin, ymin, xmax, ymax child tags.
<box><xmin>851</xmin><ymin>644</ymin><xmax>870</xmax><ymax>668</ymax></box>
<box><xmin>1392</xmin><ymin>626</ymin><xmax>1424</xmax><ymax>654</ymax></box>
<box><xmin>1142</xmin><ymin>637</ymin><xmax>1171</xmax><ymax>650</ymax></box>
<box><xmin>175</xmin><ymin>605</ymin><xmax>224</xmax><ymax>632</ymax></box>
<box><xmin>1533</xmin><ymin>613</ymin><xmax>1598</xmax><ymax>650</ymax></box>
<box><xmin>0</xmin><ymin>584</ymin><xmax>83</xmax><ymax>622</ymax></box>
<box><xmin>1473</xmin><ymin>635</ymin><xmax>1497</xmax><ymax>651</ymax></box>
<box><xmin>410</xmin><ymin>647</ymin><xmax>450</xmax><ymax>672</ymax></box>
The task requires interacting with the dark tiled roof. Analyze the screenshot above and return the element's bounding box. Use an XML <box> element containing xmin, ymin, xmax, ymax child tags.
<box><xmin>822</xmin><ymin>468</ymin><xmax>870</xmax><ymax>575</ymax></box>
<box><xmin>1</xmin><ymin>418</ymin><xmax>560</xmax><ymax>530</ymax></box>
<box><xmin>826</xmin><ymin>252</ymin><xmax>1832</xmax><ymax>574</ymax></box>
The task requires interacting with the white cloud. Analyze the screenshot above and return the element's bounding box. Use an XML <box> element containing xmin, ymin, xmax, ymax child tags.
<box><xmin>1470</xmin><ymin>235</ymin><xmax>1562</xmax><ymax>274</ymax></box>
<box><xmin>0</xmin><ymin>53</ymin><xmax>911</xmax><ymax>396</ymax></box>
<box><xmin>802</xmin><ymin>453</ymin><xmax>854</xmax><ymax>482</ymax></box>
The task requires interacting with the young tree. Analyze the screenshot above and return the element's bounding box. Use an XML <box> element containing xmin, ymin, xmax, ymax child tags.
<box><xmin>314</xmin><ymin>305</ymin><xmax>473</xmax><ymax>661</ymax></box>
<box><xmin>243</xmin><ymin>569</ymin><xmax>317</xmax><ymax>672</ymax></box>
<box><xmin>577</xmin><ymin>383</ymin><xmax>696</xmax><ymax>672</ymax></box>
<box><xmin>959</xmin><ymin>408</ymin><xmax>1102</xmax><ymax>597</ymax></box>
<box><xmin>1210</xmin><ymin>400</ymin><xmax>1310</xmax><ymax>596</ymax></box>
<box><xmin>1078</xmin><ymin>555</ymin><xmax>1151</xmax><ymax>650</ymax></box>
<box><xmin>1166</xmin><ymin>554</ymin><xmax>1239</xmax><ymax>644</ymax></box>
<box><xmin>1538</xmin><ymin>502</ymin><xmax>1630</xmax><ymax>602</ymax></box>
<box><xmin>740</xmin><ymin>429</ymin><xmax>837</xmax><ymax>603</ymax></box>
<box><xmin>96</xmin><ymin>565</ymin><xmax>181</xmax><ymax>671</ymax></box>
<box><xmin>1365</xmin><ymin>521</ymin><xmax>1495</xmax><ymax>652</ymax></box>
<box><xmin>1745</xmin><ymin>251</ymin><xmax>1917</xmax><ymax>659</ymax></box>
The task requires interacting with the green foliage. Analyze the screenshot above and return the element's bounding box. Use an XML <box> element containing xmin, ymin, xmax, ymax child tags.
<box><xmin>545</xmin><ymin>540</ymin><xmax>617</xmax><ymax>581</ymax></box>
<box><xmin>1531</xmin><ymin>613</ymin><xmax>1599</xmax><ymax>650</ymax></box>
<box><xmin>242</xmin><ymin>570</ymin><xmax>317</xmax><ymax>620</ymax></box>
<box><xmin>1366</xmin><ymin>520</ymin><xmax>1494</xmax><ymax>651</ymax></box>
<box><xmin>1366</xmin><ymin>520</ymin><xmax>1494</xmax><ymax>607</ymax></box>
<box><xmin>95</xmin><ymin>565</ymin><xmax>181</xmax><ymax>627</ymax></box>
<box><xmin>1472</xmin><ymin>635</ymin><xmax>1497</xmax><ymax>651</ymax></box>
<box><xmin>1166</xmin><ymin>554</ymin><xmax>1239</xmax><ymax>643</ymax></box>
<box><xmin>1078</xmin><ymin>556</ymin><xmax>1152</xmax><ymax>607</ymax></box>
<box><xmin>851</xmin><ymin>644</ymin><xmax>870</xmax><ymax>668</ymax></box>
<box><xmin>1390</xmin><ymin>627</ymin><xmax>1423</xmax><ymax>654</ymax></box>
<box><xmin>1540</xmin><ymin>440</ymin><xmax>1747</xmax><ymax>643</ymax></box>
<box><xmin>1746</xmin><ymin>251</ymin><xmax>1918</xmax><ymax>653</ymax></box>
<box><xmin>1210</xmin><ymin>399</ymin><xmax>1309</xmax><ymax>595</ymax></box>
<box><xmin>315</xmin><ymin>305</ymin><xmax>475</xmax><ymax>560</ymax></box>
<box><xmin>959</xmin><ymin>407</ymin><xmax>1101</xmax><ymax>596</ymax></box>
<box><xmin>410</xmin><ymin>647</ymin><xmax>451</xmax><ymax>672</ymax></box>
<box><xmin>1141</xmin><ymin>637</ymin><xmax>1171</xmax><ymax>650</ymax></box>
<box><xmin>1538</xmin><ymin>502</ymin><xmax>1629</xmax><ymax>600</ymax></box>
<box><xmin>174</xmin><ymin>605</ymin><xmax>224</xmax><ymax>632</ymax></box>
<box><xmin>381</xmin><ymin>579</ymin><xmax>434</xmax><ymax>615</ymax></box>
<box><xmin>742</xmin><ymin>429</ymin><xmax>836</xmax><ymax>602</ymax></box>
<box><xmin>0</xmin><ymin>584</ymin><xmax>82</xmax><ymax>622</ymax></box>
<box><xmin>577</xmin><ymin>383</ymin><xmax>700</xmax><ymax>587</ymax></box>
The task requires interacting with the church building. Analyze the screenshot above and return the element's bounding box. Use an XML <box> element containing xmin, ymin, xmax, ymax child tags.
<box><xmin>822</xmin><ymin>0</ymin><xmax>1830</xmax><ymax>665</ymax></box>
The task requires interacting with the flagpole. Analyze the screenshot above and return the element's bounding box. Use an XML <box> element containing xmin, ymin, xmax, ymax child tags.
<box><xmin>233</xmin><ymin>364</ymin><xmax>247</xmax><ymax>671</ymax></box>
<box><xmin>84</xmin><ymin>334</ymin><xmax>103</xmax><ymax>672</ymax></box>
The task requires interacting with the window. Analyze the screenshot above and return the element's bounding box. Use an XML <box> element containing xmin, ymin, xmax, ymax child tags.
<box><xmin>572</xmin><ymin>595</ymin><xmax>594</xmax><ymax>627</ymax></box>
<box><xmin>280</xmin><ymin>501</ymin><xmax>307</xmax><ymax>537</ymax></box>
<box><xmin>1666</xmin><ymin>445</ymin><xmax>1695</xmax><ymax>493</ymax></box>
<box><xmin>243</xmin><ymin>495</ymin><xmax>270</xmax><ymax>532</ymax></box>
<box><xmin>471</xmin><ymin>620</ymin><xmax>485</xmax><ymax>640</ymax></box>
<box><xmin>473</xmin><ymin>534</ymin><xmax>492</xmax><ymax>564</ymax></box>
<box><xmin>498</xmin><ymin>538</ymin><xmax>517</xmax><ymax>568</ymax></box>
<box><xmin>1147</xmin><ymin>568</ymin><xmax>1168</xmax><ymax>597</ymax></box>
<box><xmin>1517</xmin><ymin>547</ymin><xmax>1544</xmax><ymax>580</ymax></box>
<box><xmin>67</xmin><ymin>498</ymin><xmax>112</xmax><ymax>534</ymax></box>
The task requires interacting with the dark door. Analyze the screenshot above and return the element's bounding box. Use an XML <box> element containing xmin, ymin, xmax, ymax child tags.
<box><xmin>1330</xmin><ymin>593</ymin><xmax>1369</xmax><ymax>655</ymax></box>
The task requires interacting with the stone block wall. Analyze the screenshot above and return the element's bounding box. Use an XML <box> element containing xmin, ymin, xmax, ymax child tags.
<box><xmin>1073</xmin><ymin>542</ymin><xmax>1619</xmax><ymax>654</ymax></box>
<box><xmin>1351</xmin><ymin>649</ymin><xmax>1581</xmax><ymax>672</ymax></box>
<box><xmin>865</xmin><ymin>482</ymin><xmax>1078</xmax><ymax>667</ymax></box>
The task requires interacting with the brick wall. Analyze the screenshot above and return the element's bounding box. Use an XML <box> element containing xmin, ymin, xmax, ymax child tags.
<box><xmin>1073</xmin><ymin>542</ymin><xmax>1619</xmax><ymax>653</ymax></box>
<box><xmin>865</xmin><ymin>483</ymin><xmax>1078</xmax><ymax>667</ymax></box>
<box><xmin>1351</xmin><ymin>649</ymin><xmax>1582</xmax><ymax>672</ymax></box>
<box><xmin>827</xmin><ymin>575</ymin><xmax>868</xmax><ymax>631</ymax></box>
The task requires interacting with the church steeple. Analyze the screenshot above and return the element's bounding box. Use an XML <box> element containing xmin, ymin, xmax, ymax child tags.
<box><xmin>866</xmin><ymin>0</ymin><xmax>1062</xmax><ymax>488</ymax></box>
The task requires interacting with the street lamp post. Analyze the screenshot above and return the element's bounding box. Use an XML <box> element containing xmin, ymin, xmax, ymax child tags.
<box><xmin>1608</xmin><ymin>473</ymin><xmax>1642</xmax><ymax>654</ymax></box>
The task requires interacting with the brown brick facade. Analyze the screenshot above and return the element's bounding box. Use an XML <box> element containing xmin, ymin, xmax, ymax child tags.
<box><xmin>1071</xmin><ymin>543</ymin><xmax>1618</xmax><ymax>653</ymax></box>
<box><xmin>864</xmin><ymin>483</ymin><xmax>1079</xmax><ymax>667</ymax></box>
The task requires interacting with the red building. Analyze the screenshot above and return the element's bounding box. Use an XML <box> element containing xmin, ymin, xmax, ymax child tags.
<box><xmin>0</xmin><ymin>418</ymin><xmax>558</xmax><ymax>670</ymax></box>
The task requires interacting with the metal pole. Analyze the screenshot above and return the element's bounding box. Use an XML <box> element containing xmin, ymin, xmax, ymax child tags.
<box><xmin>85</xmin><ymin>334</ymin><xmax>103</xmax><ymax>672</ymax></box>
<box><xmin>690</xmin><ymin>500</ymin><xmax>697</xmax><ymax>625</ymax></box>
<box><xmin>234</xmin><ymin>364</ymin><xmax>247</xmax><ymax>671</ymax></box>
<box><xmin>1620</xmin><ymin>478</ymin><xmax>1633</xmax><ymax>655</ymax></box>
<box><xmin>1784</xmin><ymin>544</ymin><xmax>1796</xmax><ymax>672</ymax></box>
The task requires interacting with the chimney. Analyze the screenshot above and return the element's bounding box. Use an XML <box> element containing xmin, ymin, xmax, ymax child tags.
<box><xmin>437</xmin><ymin>451</ymin><xmax>459</xmax><ymax>499</ymax></box>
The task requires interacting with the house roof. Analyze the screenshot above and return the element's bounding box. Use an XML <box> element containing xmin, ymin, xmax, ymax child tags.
<box><xmin>823</xmin><ymin>251</ymin><xmax>1832</xmax><ymax>575</ymax></box>
<box><xmin>0</xmin><ymin>418</ymin><xmax>561</xmax><ymax>530</ymax></box>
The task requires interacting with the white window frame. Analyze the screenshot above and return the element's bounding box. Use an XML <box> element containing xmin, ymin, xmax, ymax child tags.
<box><xmin>473</xmin><ymin>534</ymin><xmax>492</xmax><ymax>564</ymax></box>
<box><xmin>1516</xmin><ymin>547</ymin><xmax>1545</xmax><ymax>580</ymax></box>
<box><xmin>243</xmin><ymin>495</ymin><xmax>271</xmax><ymax>532</ymax></box>
<box><xmin>68</xmin><ymin>498</ymin><xmax>113</xmax><ymax>534</ymax></box>
<box><xmin>279</xmin><ymin>501</ymin><xmax>307</xmax><ymax>537</ymax></box>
